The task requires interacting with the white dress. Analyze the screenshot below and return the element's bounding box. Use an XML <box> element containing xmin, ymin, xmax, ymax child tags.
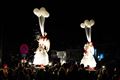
<box><xmin>80</xmin><ymin>43</ymin><xmax>96</xmax><ymax>68</ymax></box>
<box><xmin>33</xmin><ymin>38</ymin><xmax>50</xmax><ymax>66</ymax></box>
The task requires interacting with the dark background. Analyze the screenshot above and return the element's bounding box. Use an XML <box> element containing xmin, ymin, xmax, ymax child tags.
<box><xmin>1</xmin><ymin>0</ymin><xmax>120</xmax><ymax>65</ymax></box>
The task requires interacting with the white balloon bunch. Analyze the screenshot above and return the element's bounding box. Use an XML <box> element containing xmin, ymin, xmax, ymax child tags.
<box><xmin>80</xmin><ymin>19</ymin><xmax>95</xmax><ymax>42</ymax></box>
<box><xmin>33</xmin><ymin>7</ymin><xmax>49</xmax><ymax>18</ymax></box>
<box><xmin>80</xmin><ymin>19</ymin><xmax>95</xmax><ymax>28</ymax></box>
<box><xmin>33</xmin><ymin>7</ymin><xmax>50</xmax><ymax>36</ymax></box>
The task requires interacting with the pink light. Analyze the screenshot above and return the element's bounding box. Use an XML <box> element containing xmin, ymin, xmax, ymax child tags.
<box><xmin>20</xmin><ymin>44</ymin><xmax>29</xmax><ymax>54</ymax></box>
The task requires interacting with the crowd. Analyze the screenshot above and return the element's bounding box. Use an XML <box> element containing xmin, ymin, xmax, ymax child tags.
<box><xmin>0</xmin><ymin>60</ymin><xmax>120</xmax><ymax>80</ymax></box>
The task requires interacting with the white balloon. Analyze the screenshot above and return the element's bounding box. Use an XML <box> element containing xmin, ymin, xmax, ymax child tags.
<box><xmin>40</xmin><ymin>7</ymin><xmax>50</xmax><ymax>18</ymax></box>
<box><xmin>84</xmin><ymin>20</ymin><xmax>94</xmax><ymax>28</ymax></box>
<box><xmin>80</xmin><ymin>23</ymin><xmax>85</xmax><ymax>28</ymax></box>
<box><xmin>33</xmin><ymin>8</ymin><xmax>41</xmax><ymax>17</ymax></box>
<box><xmin>84</xmin><ymin>20</ymin><xmax>91</xmax><ymax>28</ymax></box>
<box><xmin>90</xmin><ymin>19</ymin><xmax>95</xmax><ymax>26</ymax></box>
<box><xmin>84</xmin><ymin>20</ymin><xmax>89</xmax><ymax>26</ymax></box>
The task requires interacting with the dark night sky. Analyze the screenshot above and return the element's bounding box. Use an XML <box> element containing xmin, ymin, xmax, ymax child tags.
<box><xmin>1</xmin><ymin>0</ymin><xmax>120</xmax><ymax>55</ymax></box>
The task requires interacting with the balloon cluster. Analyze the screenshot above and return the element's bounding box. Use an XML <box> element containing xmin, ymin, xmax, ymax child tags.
<box><xmin>80</xmin><ymin>19</ymin><xmax>95</xmax><ymax>42</ymax></box>
<box><xmin>80</xmin><ymin>19</ymin><xmax>95</xmax><ymax>28</ymax></box>
<box><xmin>33</xmin><ymin>7</ymin><xmax>50</xmax><ymax>36</ymax></box>
<box><xmin>33</xmin><ymin>7</ymin><xmax>49</xmax><ymax>18</ymax></box>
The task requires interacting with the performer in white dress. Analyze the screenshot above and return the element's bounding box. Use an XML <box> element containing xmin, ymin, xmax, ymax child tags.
<box><xmin>80</xmin><ymin>19</ymin><xmax>96</xmax><ymax>68</ymax></box>
<box><xmin>33</xmin><ymin>7</ymin><xmax>50</xmax><ymax>66</ymax></box>
<box><xmin>80</xmin><ymin>42</ymin><xmax>96</xmax><ymax>68</ymax></box>
<box><xmin>33</xmin><ymin>33</ymin><xmax>50</xmax><ymax>66</ymax></box>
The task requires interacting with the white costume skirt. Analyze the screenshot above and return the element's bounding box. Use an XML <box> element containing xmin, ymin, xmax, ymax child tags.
<box><xmin>33</xmin><ymin>52</ymin><xmax>49</xmax><ymax>66</ymax></box>
<box><xmin>80</xmin><ymin>55</ymin><xmax>96</xmax><ymax>68</ymax></box>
